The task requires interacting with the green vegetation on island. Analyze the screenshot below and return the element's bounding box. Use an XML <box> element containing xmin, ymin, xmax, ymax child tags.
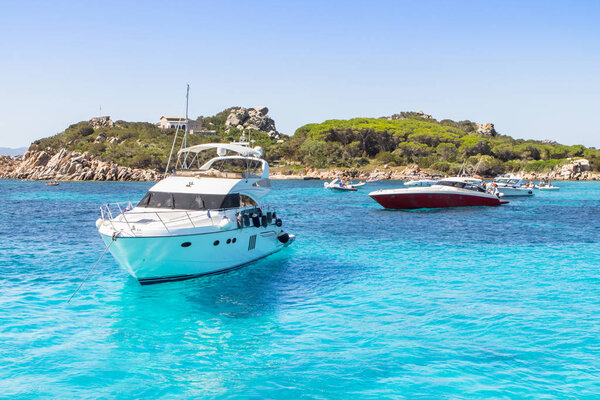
<box><xmin>286</xmin><ymin>117</ymin><xmax>600</xmax><ymax>175</ymax></box>
<box><xmin>31</xmin><ymin>111</ymin><xmax>600</xmax><ymax>177</ymax></box>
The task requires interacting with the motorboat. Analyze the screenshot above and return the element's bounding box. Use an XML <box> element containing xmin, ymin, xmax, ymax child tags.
<box><xmin>539</xmin><ymin>184</ymin><xmax>560</xmax><ymax>191</ymax></box>
<box><xmin>402</xmin><ymin>178</ymin><xmax>439</xmax><ymax>187</ymax></box>
<box><xmin>324</xmin><ymin>178</ymin><xmax>357</xmax><ymax>191</ymax></box>
<box><xmin>96</xmin><ymin>142</ymin><xmax>295</xmax><ymax>284</ymax></box>
<box><xmin>45</xmin><ymin>181</ymin><xmax>59</xmax><ymax>186</ymax></box>
<box><xmin>369</xmin><ymin>177</ymin><xmax>509</xmax><ymax>210</ymax></box>
<box><xmin>489</xmin><ymin>174</ymin><xmax>534</xmax><ymax>197</ymax></box>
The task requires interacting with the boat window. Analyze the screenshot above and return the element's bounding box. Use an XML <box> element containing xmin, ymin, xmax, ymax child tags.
<box><xmin>464</xmin><ymin>184</ymin><xmax>485</xmax><ymax>192</ymax></box>
<box><xmin>240</xmin><ymin>195</ymin><xmax>257</xmax><ymax>207</ymax></box>
<box><xmin>436</xmin><ymin>181</ymin><xmax>466</xmax><ymax>188</ymax></box>
<box><xmin>147</xmin><ymin>192</ymin><xmax>174</xmax><ymax>208</ymax></box>
<box><xmin>173</xmin><ymin>193</ymin><xmax>204</xmax><ymax>210</ymax></box>
<box><xmin>137</xmin><ymin>192</ymin><xmax>241</xmax><ymax>210</ymax></box>
<box><xmin>206</xmin><ymin>158</ymin><xmax>263</xmax><ymax>178</ymax></box>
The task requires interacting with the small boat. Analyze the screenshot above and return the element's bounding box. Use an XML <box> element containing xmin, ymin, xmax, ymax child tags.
<box><xmin>45</xmin><ymin>181</ymin><xmax>59</xmax><ymax>186</ymax></box>
<box><xmin>538</xmin><ymin>180</ymin><xmax>560</xmax><ymax>190</ymax></box>
<box><xmin>369</xmin><ymin>177</ymin><xmax>509</xmax><ymax>210</ymax></box>
<box><xmin>489</xmin><ymin>174</ymin><xmax>534</xmax><ymax>197</ymax></box>
<box><xmin>324</xmin><ymin>178</ymin><xmax>358</xmax><ymax>191</ymax></box>
<box><xmin>539</xmin><ymin>184</ymin><xmax>560</xmax><ymax>191</ymax></box>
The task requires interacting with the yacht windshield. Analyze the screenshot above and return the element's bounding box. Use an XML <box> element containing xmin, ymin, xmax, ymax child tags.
<box><xmin>177</xmin><ymin>157</ymin><xmax>263</xmax><ymax>179</ymax></box>
<box><xmin>436</xmin><ymin>181</ymin><xmax>466</xmax><ymax>188</ymax></box>
<box><xmin>137</xmin><ymin>192</ymin><xmax>242</xmax><ymax>210</ymax></box>
<box><xmin>435</xmin><ymin>181</ymin><xmax>485</xmax><ymax>192</ymax></box>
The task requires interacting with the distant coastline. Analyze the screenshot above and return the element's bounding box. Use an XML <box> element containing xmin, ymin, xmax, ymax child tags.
<box><xmin>2</xmin><ymin>151</ymin><xmax>597</xmax><ymax>182</ymax></box>
<box><xmin>2</xmin><ymin>108</ymin><xmax>599</xmax><ymax>182</ymax></box>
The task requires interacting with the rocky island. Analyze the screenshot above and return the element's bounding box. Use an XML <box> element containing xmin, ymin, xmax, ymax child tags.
<box><xmin>2</xmin><ymin>108</ymin><xmax>599</xmax><ymax>181</ymax></box>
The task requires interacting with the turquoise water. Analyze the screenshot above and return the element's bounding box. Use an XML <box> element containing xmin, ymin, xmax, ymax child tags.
<box><xmin>1</xmin><ymin>179</ymin><xmax>600</xmax><ymax>399</ymax></box>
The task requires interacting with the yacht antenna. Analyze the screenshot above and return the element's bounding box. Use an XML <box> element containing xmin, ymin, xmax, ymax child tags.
<box><xmin>473</xmin><ymin>157</ymin><xmax>482</xmax><ymax>176</ymax></box>
<box><xmin>183</xmin><ymin>84</ymin><xmax>190</xmax><ymax>168</ymax></box>
<box><xmin>164</xmin><ymin>119</ymin><xmax>182</xmax><ymax>178</ymax></box>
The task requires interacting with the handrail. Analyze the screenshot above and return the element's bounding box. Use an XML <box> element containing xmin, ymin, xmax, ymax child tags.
<box><xmin>98</xmin><ymin>201</ymin><xmax>275</xmax><ymax>235</ymax></box>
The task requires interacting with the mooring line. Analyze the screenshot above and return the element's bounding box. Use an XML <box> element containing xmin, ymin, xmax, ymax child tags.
<box><xmin>67</xmin><ymin>237</ymin><xmax>115</xmax><ymax>303</ymax></box>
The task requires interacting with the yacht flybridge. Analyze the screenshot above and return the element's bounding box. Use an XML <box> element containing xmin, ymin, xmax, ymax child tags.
<box><xmin>97</xmin><ymin>142</ymin><xmax>294</xmax><ymax>284</ymax></box>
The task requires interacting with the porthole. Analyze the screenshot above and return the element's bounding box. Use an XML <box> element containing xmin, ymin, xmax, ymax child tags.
<box><xmin>181</xmin><ymin>242</ymin><xmax>191</xmax><ymax>247</ymax></box>
<box><xmin>226</xmin><ymin>238</ymin><xmax>231</xmax><ymax>244</ymax></box>
<box><xmin>213</xmin><ymin>240</ymin><xmax>220</xmax><ymax>246</ymax></box>
<box><xmin>232</xmin><ymin>238</ymin><xmax>237</xmax><ymax>243</ymax></box>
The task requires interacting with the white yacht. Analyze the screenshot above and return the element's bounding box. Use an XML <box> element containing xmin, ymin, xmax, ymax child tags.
<box><xmin>96</xmin><ymin>142</ymin><xmax>294</xmax><ymax>284</ymax></box>
<box><xmin>490</xmin><ymin>174</ymin><xmax>534</xmax><ymax>197</ymax></box>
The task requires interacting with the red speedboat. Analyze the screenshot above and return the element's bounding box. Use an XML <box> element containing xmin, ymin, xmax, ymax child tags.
<box><xmin>369</xmin><ymin>177</ymin><xmax>509</xmax><ymax>210</ymax></box>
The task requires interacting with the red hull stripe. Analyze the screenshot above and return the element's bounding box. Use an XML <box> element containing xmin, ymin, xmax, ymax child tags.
<box><xmin>370</xmin><ymin>192</ymin><xmax>506</xmax><ymax>209</ymax></box>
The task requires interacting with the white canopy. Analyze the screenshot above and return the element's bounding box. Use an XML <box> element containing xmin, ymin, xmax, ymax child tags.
<box><xmin>178</xmin><ymin>143</ymin><xmax>262</xmax><ymax>157</ymax></box>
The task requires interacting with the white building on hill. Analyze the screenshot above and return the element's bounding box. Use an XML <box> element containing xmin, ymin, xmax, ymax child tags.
<box><xmin>158</xmin><ymin>116</ymin><xmax>203</xmax><ymax>133</ymax></box>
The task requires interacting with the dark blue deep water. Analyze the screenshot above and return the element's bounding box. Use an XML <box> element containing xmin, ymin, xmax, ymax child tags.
<box><xmin>1</xmin><ymin>179</ymin><xmax>600</xmax><ymax>399</ymax></box>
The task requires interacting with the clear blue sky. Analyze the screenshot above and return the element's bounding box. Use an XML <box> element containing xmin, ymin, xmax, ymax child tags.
<box><xmin>0</xmin><ymin>0</ymin><xmax>598</xmax><ymax>148</ymax></box>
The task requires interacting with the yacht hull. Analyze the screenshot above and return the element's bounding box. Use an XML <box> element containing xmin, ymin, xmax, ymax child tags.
<box><xmin>369</xmin><ymin>191</ymin><xmax>508</xmax><ymax>210</ymax></box>
<box><xmin>101</xmin><ymin>227</ymin><xmax>290</xmax><ymax>284</ymax></box>
<box><xmin>496</xmin><ymin>187</ymin><xmax>534</xmax><ymax>197</ymax></box>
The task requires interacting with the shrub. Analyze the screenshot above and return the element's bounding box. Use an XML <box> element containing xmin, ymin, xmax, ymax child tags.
<box><xmin>435</xmin><ymin>143</ymin><xmax>458</xmax><ymax>161</ymax></box>
<box><xmin>459</xmin><ymin>136</ymin><xmax>491</xmax><ymax>157</ymax></box>
<box><xmin>394</xmin><ymin>142</ymin><xmax>432</xmax><ymax>161</ymax></box>
<box><xmin>131</xmin><ymin>154</ymin><xmax>154</xmax><ymax>169</ymax></box>
<box><xmin>78</xmin><ymin>126</ymin><xmax>95</xmax><ymax>137</ymax></box>
<box><xmin>467</xmin><ymin>155</ymin><xmax>504</xmax><ymax>176</ymax></box>
<box><xmin>522</xmin><ymin>159</ymin><xmax>564</xmax><ymax>172</ymax></box>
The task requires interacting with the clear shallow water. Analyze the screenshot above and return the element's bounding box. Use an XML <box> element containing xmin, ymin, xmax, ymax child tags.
<box><xmin>1</xmin><ymin>179</ymin><xmax>600</xmax><ymax>399</ymax></box>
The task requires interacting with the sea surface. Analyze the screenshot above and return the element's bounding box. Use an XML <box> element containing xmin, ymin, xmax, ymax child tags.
<box><xmin>1</xmin><ymin>179</ymin><xmax>599</xmax><ymax>399</ymax></box>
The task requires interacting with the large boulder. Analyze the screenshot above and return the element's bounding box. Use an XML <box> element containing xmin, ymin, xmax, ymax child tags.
<box><xmin>89</xmin><ymin>116</ymin><xmax>114</xmax><ymax>129</ymax></box>
<box><xmin>476</xmin><ymin>123</ymin><xmax>497</xmax><ymax>136</ymax></box>
<box><xmin>224</xmin><ymin>106</ymin><xmax>280</xmax><ymax>138</ymax></box>
<box><xmin>551</xmin><ymin>158</ymin><xmax>591</xmax><ymax>180</ymax></box>
<box><xmin>5</xmin><ymin>148</ymin><xmax>160</xmax><ymax>181</ymax></box>
<box><xmin>225</xmin><ymin>108</ymin><xmax>249</xmax><ymax>127</ymax></box>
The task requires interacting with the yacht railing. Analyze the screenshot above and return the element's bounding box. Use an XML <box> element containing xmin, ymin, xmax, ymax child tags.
<box><xmin>99</xmin><ymin>201</ymin><xmax>276</xmax><ymax>236</ymax></box>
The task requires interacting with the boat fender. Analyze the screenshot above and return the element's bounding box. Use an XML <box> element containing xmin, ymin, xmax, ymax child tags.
<box><xmin>261</xmin><ymin>215</ymin><xmax>268</xmax><ymax>227</ymax></box>
<box><xmin>236</xmin><ymin>213</ymin><xmax>243</xmax><ymax>229</ymax></box>
<box><xmin>252</xmin><ymin>215</ymin><xmax>261</xmax><ymax>228</ymax></box>
<box><xmin>277</xmin><ymin>232</ymin><xmax>290</xmax><ymax>244</ymax></box>
<box><xmin>243</xmin><ymin>214</ymin><xmax>250</xmax><ymax>227</ymax></box>
<box><xmin>272</xmin><ymin>212</ymin><xmax>277</xmax><ymax>220</ymax></box>
<box><xmin>266</xmin><ymin>212</ymin><xmax>273</xmax><ymax>224</ymax></box>
<box><xmin>275</xmin><ymin>218</ymin><xmax>283</xmax><ymax>227</ymax></box>
<box><xmin>219</xmin><ymin>217</ymin><xmax>234</xmax><ymax>229</ymax></box>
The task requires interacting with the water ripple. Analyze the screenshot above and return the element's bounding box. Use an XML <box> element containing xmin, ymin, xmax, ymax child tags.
<box><xmin>1</xmin><ymin>180</ymin><xmax>600</xmax><ymax>398</ymax></box>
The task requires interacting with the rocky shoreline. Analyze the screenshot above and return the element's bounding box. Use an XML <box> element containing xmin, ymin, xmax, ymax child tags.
<box><xmin>1</xmin><ymin>148</ymin><xmax>598</xmax><ymax>182</ymax></box>
<box><xmin>272</xmin><ymin>158</ymin><xmax>600</xmax><ymax>181</ymax></box>
<box><xmin>0</xmin><ymin>149</ymin><xmax>159</xmax><ymax>181</ymax></box>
